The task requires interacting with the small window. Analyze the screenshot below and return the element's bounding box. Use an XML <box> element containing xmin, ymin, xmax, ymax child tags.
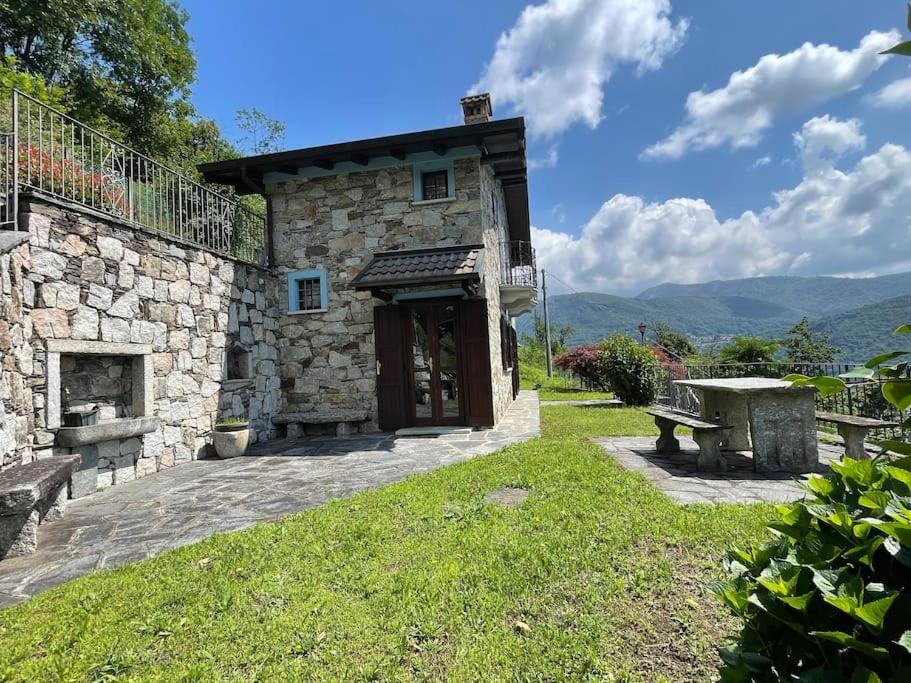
<box><xmin>422</xmin><ymin>170</ymin><xmax>449</xmax><ymax>201</ymax></box>
<box><xmin>288</xmin><ymin>269</ymin><xmax>328</xmax><ymax>313</ymax></box>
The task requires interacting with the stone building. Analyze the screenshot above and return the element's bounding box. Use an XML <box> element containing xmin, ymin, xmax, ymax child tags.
<box><xmin>200</xmin><ymin>94</ymin><xmax>536</xmax><ymax>433</ymax></box>
<box><xmin>0</xmin><ymin>92</ymin><xmax>535</xmax><ymax>498</ymax></box>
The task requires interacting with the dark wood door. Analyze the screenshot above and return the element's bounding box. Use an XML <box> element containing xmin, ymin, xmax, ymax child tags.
<box><xmin>405</xmin><ymin>301</ymin><xmax>464</xmax><ymax>426</ymax></box>
<box><xmin>374</xmin><ymin>305</ymin><xmax>408</xmax><ymax>431</ymax></box>
<box><xmin>459</xmin><ymin>298</ymin><xmax>494</xmax><ymax>427</ymax></box>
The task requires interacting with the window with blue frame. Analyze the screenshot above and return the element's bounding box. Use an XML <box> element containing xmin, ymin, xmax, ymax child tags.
<box><xmin>413</xmin><ymin>160</ymin><xmax>455</xmax><ymax>201</ymax></box>
<box><xmin>287</xmin><ymin>269</ymin><xmax>328</xmax><ymax>312</ymax></box>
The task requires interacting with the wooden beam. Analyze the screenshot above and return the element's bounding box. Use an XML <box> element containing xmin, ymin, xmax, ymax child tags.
<box><xmin>278</xmin><ymin>165</ymin><xmax>298</xmax><ymax>175</ymax></box>
<box><xmin>350</xmin><ymin>154</ymin><xmax>369</xmax><ymax>166</ymax></box>
<box><xmin>390</xmin><ymin>149</ymin><xmax>406</xmax><ymax>161</ymax></box>
<box><xmin>482</xmin><ymin>151</ymin><xmax>524</xmax><ymax>165</ymax></box>
<box><xmin>433</xmin><ymin>144</ymin><xmax>447</xmax><ymax>157</ymax></box>
<box><xmin>313</xmin><ymin>158</ymin><xmax>334</xmax><ymax>170</ymax></box>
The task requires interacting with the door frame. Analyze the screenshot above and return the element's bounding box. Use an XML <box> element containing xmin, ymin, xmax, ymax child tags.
<box><xmin>403</xmin><ymin>298</ymin><xmax>465</xmax><ymax>427</ymax></box>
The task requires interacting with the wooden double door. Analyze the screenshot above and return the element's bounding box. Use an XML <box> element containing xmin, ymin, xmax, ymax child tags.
<box><xmin>374</xmin><ymin>298</ymin><xmax>494</xmax><ymax>431</ymax></box>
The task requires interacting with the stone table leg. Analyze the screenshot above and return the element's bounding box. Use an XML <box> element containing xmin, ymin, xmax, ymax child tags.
<box><xmin>748</xmin><ymin>391</ymin><xmax>818</xmax><ymax>472</ymax></box>
<box><xmin>836</xmin><ymin>424</ymin><xmax>869</xmax><ymax>459</ymax></box>
<box><xmin>654</xmin><ymin>417</ymin><xmax>680</xmax><ymax>453</ymax></box>
<box><xmin>693</xmin><ymin>428</ymin><xmax>726</xmax><ymax>471</ymax></box>
<box><xmin>699</xmin><ymin>389</ymin><xmax>751</xmax><ymax>450</ymax></box>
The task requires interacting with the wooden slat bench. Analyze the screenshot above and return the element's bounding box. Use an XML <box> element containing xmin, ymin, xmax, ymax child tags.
<box><xmin>272</xmin><ymin>410</ymin><xmax>371</xmax><ymax>437</ymax></box>
<box><xmin>815</xmin><ymin>412</ymin><xmax>899</xmax><ymax>460</ymax></box>
<box><xmin>0</xmin><ymin>456</ymin><xmax>80</xmax><ymax>559</ymax></box>
<box><xmin>646</xmin><ymin>405</ymin><xmax>732</xmax><ymax>471</ymax></box>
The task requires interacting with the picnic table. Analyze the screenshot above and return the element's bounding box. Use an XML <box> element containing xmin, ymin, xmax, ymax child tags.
<box><xmin>673</xmin><ymin>377</ymin><xmax>819</xmax><ymax>473</ymax></box>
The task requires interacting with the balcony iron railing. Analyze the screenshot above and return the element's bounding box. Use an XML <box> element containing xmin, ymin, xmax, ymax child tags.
<box><xmin>500</xmin><ymin>240</ymin><xmax>537</xmax><ymax>288</ymax></box>
<box><xmin>0</xmin><ymin>90</ymin><xmax>267</xmax><ymax>265</ymax></box>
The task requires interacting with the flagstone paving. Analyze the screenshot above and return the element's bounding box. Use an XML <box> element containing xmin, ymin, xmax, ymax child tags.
<box><xmin>0</xmin><ymin>392</ymin><xmax>539</xmax><ymax>608</ymax></box>
<box><xmin>595</xmin><ymin>436</ymin><xmax>844</xmax><ymax>505</ymax></box>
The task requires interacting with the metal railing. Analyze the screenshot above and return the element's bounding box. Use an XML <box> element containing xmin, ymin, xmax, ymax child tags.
<box><xmin>0</xmin><ymin>90</ymin><xmax>267</xmax><ymax>265</ymax></box>
<box><xmin>656</xmin><ymin>361</ymin><xmax>909</xmax><ymax>440</ymax></box>
<box><xmin>500</xmin><ymin>240</ymin><xmax>537</xmax><ymax>288</ymax></box>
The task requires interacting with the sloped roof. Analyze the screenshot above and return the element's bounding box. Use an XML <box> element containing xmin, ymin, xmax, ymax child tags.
<box><xmin>351</xmin><ymin>245</ymin><xmax>484</xmax><ymax>291</ymax></box>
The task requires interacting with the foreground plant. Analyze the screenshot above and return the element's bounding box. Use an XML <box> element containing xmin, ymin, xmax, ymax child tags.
<box><xmin>718</xmin><ymin>324</ymin><xmax>911</xmax><ymax>681</ymax></box>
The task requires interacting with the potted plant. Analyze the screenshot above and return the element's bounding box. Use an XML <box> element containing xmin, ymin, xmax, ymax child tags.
<box><xmin>212</xmin><ymin>416</ymin><xmax>251</xmax><ymax>458</ymax></box>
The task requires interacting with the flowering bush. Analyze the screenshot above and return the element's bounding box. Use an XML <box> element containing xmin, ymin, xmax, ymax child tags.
<box><xmin>599</xmin><ymin>334</ymin><xmax>661</xmax><ymax>406</ymax></box>
<box><xmin>4</xmin><ymin>142</ymin><xmax>130</xmax><ymax>216</ymax></box>
<box><xmin>652</xmin><ymin>345</ymin><xmax>685</xmax><ymax>380</ymax></box>
<box><xmin>554</xmin><ymin>344</ymin><xmax>606</xmax><ymax>390</ymax></box>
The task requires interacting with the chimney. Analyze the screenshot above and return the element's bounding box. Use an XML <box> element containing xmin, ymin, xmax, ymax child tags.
<box><xmin>460</xmin><ymin>93</ymin><xmax>492</xmax><ymax>124</ymax></box>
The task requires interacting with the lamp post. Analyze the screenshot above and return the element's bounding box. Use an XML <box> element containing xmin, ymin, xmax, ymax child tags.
<box><xmin>638</xmin><ymin>322</ymin><xmax>647</xmax><ymax>346</ymax></box>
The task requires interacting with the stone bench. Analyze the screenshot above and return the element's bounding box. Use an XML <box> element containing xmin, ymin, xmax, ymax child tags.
<box><xmin>815</xmin><ymin>412</ymin><xmax>899</xmax><ymax>460</ymax></box>
<box><xmin>0</xmin><ymin>456</ymin><xmax>80</xmax><ymax>559</ymax></box>
<box><xmin>646</xmin><ymin>405</ymin><xmax>732</xmax><ymax>472</ymax></box>
<box><xmin>272</xmin><ymin>410</ymin><xmax>371</xmax><ymax>437</ymax></box>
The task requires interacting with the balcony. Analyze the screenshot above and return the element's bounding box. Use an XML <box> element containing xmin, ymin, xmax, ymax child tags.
<box><xmin>499</xmin><ymin>240</ymin><xmax>537</xmax><ymax>316</ymax></box>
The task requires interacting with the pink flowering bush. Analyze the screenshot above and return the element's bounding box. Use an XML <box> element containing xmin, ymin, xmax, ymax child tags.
<box><xmin>554</xmin><ymin>344</ymin><xmax>605</xmax><ymax>390</ymax></box>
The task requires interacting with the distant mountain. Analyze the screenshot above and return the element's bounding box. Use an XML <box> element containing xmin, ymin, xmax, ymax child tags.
<box><xmin>518</xmin><ymin>272</ymin><xmax>911</xmax><ymax>361</ymax></box>
<box><xmin>637</xmin><ymin>273</ymin><xmax>911</xmax><ymax>317</ymax></box>
<box><xmin>807</xmin><ymin>295</ymin><xmax>911</xmax><ymax>361</ymax></box>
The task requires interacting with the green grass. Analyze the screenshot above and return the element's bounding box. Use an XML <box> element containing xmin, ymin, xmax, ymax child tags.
<box><xmin>538</xmin><ymin>387</ymin><xmax>614</xmax><ymax>402</ymax></box>
<box><xmin>0</xmin><ymin>406</ymin><xmax>771</xmax><ymax>681</ymax></box>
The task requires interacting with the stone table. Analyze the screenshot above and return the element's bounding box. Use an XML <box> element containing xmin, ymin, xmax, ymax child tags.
<box><xmin>674</xmin><ymin>377</ymin><xmax>818</xmax><ymax>472</ymax></box>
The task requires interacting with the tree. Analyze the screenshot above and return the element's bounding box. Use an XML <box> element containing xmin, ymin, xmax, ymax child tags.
<box><xmin>653</xmin><ymin>322</ymin><xmax>696</xmax><ymax>359</ymax></box>
<box><xmin>599</xmin><ymin>334</ymin><xmax>660</xmax><ymax>406</ymax></box>
<box><xmin>520</xmin><ymin>312</ymin><xmax>574</xmax><ymax>358</ymax></box>
<box><xmin>235</xmin><ymin>108</ymin><xmax>285</xmax><ymax>155</ymax></box>
<box><xmin>882</xmin><ymin>3</ymin><xmax>911</xmax><ymax>56</ymax></box>
<box><xmin>553</xmin><ymin>344</ymin><xmax>605</xmax><ymax>390</ymax></box>
<box><xmin>718</xmin><ymin>336</ymin><xmax>779</xmax><ymax>364</ymax></box>
<box><xmin>781</xmin><ymin>316</ymin><xmax>838</xmax><ymax>363</ymax></box>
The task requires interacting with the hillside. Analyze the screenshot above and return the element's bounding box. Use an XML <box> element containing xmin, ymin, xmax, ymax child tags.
<box><xmin>637</xmin><ymin>272</ymin><xmax>911</xmax><ymax>317</ymax></box>
<box><xmin>518</xmin><ymin>272</ymin><xmax>911</xmax><ymax>361</ymax></box>
<box><xmin>519</xmin><ymin>292</ymin><xmax>802</xmax><ymax>345</ymax></box>
<box><xmin>807</xmin><ymin>295</ymin><xmax>911</xmax><ymax>361</ymax></box>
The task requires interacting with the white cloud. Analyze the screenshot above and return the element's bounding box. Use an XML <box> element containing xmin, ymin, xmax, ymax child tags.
<box><xmin>793</xmin><ymin>115</ymin><xmax>866</xmax><ymax>172</ymax></box>
<box><xmin>536</xmin><ymin>130</ymin><xmax>911</xmax><ymax>294</ymax></box>
<box><xmin>642</xmin><ymin>30</ymin><xmax>897</xmax><ymax>160</ymax></box>
<box><xmin>471</xmin><ymin>0</ymin><xmax>688</xmax><ymax>138</ymax></box>
<box><xmin>752</xmin><ymin>156</ymin><xmax>771</xmax><ymax>169</ymax></box>
<box><xmin>869</xmin><ymin>76</ymin><xmax>911</xmax><ymax>108</ymax></box>
<box><xmin>528</xmin><ymin>145</ymin><xmax>559</xmax><ymax>170</ymax></box>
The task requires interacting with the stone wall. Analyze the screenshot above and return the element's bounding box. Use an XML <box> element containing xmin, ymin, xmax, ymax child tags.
<box><xmin>479</xmin><ymin>165</ymin><xmax>514</xmax><ymax>422</ymax></box>
<box><xmin>267</xmin><ymin>158</ymin><xmax>484</xmax><ymax>426</ymax></box>
<box><xmin>0</xmin><ymin>237</ymin><xmax>34</xmax><ymax>468</ymax></box>
<box><xmin>7</xmin><ymin>195</ymin><xmax>281</xmax><ymax>485</ymax></box>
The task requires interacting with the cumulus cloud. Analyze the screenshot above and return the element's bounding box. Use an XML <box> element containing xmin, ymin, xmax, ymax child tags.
<box><xmin>471</xmin><ymin>0</ymin><xmax>688</xmax><ymax>138</ymax></box>
<box><xmin>528</xmin><ymin>145</ymin><xmax>559</xmax><ymax>170</ymax></box>
<box><xmin>536</xmin><ymin>132</ymin><xmax>911</xmax><ymax>294</ymax></box>
<box><xmin>869</xmin><ymin>76</ymin><xmax>911</xmax><ymax>108</ymax></box>
<box><xmin>793</xmin><ymin>115</ymin><xmax>866</xmax><ymax>172</ymax></box>
<box><xmin>642</xmin><ymin>30</ymin><xmax>897</xmax><ymax>160</ymax></box>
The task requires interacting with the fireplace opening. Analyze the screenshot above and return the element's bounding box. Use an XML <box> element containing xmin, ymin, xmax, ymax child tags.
<box><xmin>60</xmin><ymin>354</ymin><xmax>134</xmax><ymax>424</ymax></box>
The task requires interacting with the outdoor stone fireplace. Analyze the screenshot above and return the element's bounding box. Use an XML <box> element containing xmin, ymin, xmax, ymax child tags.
<box><xmin>46</xmin><ymin>340</ymin><xmax>159</xmax><ymax>497</ymax></box>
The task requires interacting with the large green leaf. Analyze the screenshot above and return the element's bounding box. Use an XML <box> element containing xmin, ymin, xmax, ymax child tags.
<box><xmin>784</xmin><ymin>374</ymin><xmax>846</xmax><ymax>397</ymax></box>
<box><xmin>841</xmin><ymin>366</ymin><xmax>875</xmax><ymax>379</ymax></box>
<box><xmin>865</xmin><ymin>351</ymin><xmax>911</xmax><ymax>369</ymax></box>
<box><xmin>895</xmin><ymin>324</ymin><xmax>911</xmax><ymax>335</ymax></box>
<box><xmin>856</xmin><ymin>593</ymin><xmax>898</xmax><ymax>634</ymax></box>
<box><xmin>875</xmin><ymin>440</ymin><xmax>911</xmax><ymax>457</ymax></box>
<box><xmin>882</xmin><ymin>40</ymin><xmax>911</xmax><ymax>56</ymax></box>
<box><xmin>810</xmin><ymin>631</ymin><xmax>889</xmax><ymax>658</ymax></box>
<box><xmin>850</xmin><ymin>666</ymin><xmax>883</xmax><ymax>683</ymax></box>
<box><xmin>882</xmin><ymin>380</ymin><xmax>911</xmax><ymax>412</ymax></box>
<box><xmin>897</xmin><ymin>630</ymin><xmax>911</xmax><ymax>654</ymax></box>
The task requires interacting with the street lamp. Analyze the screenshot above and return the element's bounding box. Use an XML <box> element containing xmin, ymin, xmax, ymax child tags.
<box><xmin>638</xmin><ymin>322</ymin><xmax>647</xmax><ymax>345</ymax></box>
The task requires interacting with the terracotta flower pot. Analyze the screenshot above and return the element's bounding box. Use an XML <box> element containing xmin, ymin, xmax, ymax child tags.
<box><xmin>213</xmin><ymin>426</ymin><xmax>250</xmax><ymax>458</ymax></box>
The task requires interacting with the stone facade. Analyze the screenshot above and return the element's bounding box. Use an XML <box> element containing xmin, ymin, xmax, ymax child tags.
<box><xmin>0</xmin><ymin>196</ymin><xmax>282</xmax><ymax>490</ymax></box>
<box><xmin>268</xmin><ymin>157</ymin><xmax>491</xmax><ymax>427</ymax></box>
<box><xmin>0</xmin><ymin>238</ymin><xmax>34</xmax><ymax>468</ymax></box>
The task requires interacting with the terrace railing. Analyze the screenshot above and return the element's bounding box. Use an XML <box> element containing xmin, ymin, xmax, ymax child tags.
<box><xmin>500</xmin><ymin>240</ymin><xmax>537</xmax><ymax>288</ymax></box>
<box><xmin>0</xmin><ymin>90</ymin><xmax>267</xmax><ymax>265</ymax></box>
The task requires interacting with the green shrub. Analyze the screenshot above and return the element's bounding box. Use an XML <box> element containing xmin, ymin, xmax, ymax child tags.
<box><xmin>598</xmin><ymin>334</ymin><xmax>660</xmax><ymax>406</ymax></box>
<box><xmin>715</xmin><ymin>454</ymin><xmax>911</xmax><ymax>681</ymax></box>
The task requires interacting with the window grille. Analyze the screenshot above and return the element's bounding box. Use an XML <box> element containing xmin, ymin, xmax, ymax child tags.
<box><xmin>421</xmin><ymin>170</ymin><xmax>449</xmax><ymax>200</ymax></box>
<box><xmin>297</xmin><ymin>277</ymin><xmax>323</xmax><ymax>310</ymax></box>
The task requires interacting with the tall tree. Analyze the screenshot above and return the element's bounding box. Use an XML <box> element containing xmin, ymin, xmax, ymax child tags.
<box><xmin>0</xmin><ymin>0</ymin><xmax>198</xmax><ymax>159</ymax></box>
<box><xmin>653</xmin><ymin>322</ymin><xmax>696</xmax><ymax>359</ymax></box>
<box><xmin>235</xmin><ymin>108</ymin><xmax>286</xmax><ymax>155</ymax></box>
<box><xmin>718</xmin><ymin>336</ymin><xmax>779</xmax><ymax>364</ymax></box>
<box><xmin>781</xmin><ymin>316</ymin><xmax>838</xmax><ymax>363</ymax></box>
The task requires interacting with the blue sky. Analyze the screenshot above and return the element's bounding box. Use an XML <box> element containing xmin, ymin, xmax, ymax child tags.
<box><xmin>185</xmin><ymin>0</ymin><xmax>911</xmax><ymax>296</ymax></box>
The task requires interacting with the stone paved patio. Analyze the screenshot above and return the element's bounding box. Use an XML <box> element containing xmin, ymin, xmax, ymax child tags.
<box><xmin>0</xmin><ymin>392</ymin><xmax>539</xmax><ymax>608</ymax></box>
<box><xmin>595</xmin><ymin>436</ymin><xmax>843</xmax><ymax>505</ymax></box>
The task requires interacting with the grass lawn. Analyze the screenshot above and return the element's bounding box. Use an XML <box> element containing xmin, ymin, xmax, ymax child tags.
<box><xmin>0</xmin><ymin>405</ymin><xmax>771</xmax><ymax>681</ymax></box>
<box><xmin>537</xmin><ymin>387</ymin><xmax>614</xmax><ymax>402</ymax></box>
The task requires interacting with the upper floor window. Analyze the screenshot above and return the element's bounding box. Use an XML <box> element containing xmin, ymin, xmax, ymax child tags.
<box><xmin>422</xmin><ymin>170</ymin><xmax>449</xmax><ymax>201</ymax></box>
<box><xmin>412</xmin><ymin>160</ymin><xmax>455</xmax><ymax>202</ymax></box>
<box><xmin>287</xmin><ymin>269</ymin><xmax>328</xmax><ymax>313</ymax></box>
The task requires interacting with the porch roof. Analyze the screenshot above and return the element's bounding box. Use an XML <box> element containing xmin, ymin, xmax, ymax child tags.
<box><xmin>351</xmin><ymin>245</ymin><xmax>484</xmax><ymax>292</ymax></box>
